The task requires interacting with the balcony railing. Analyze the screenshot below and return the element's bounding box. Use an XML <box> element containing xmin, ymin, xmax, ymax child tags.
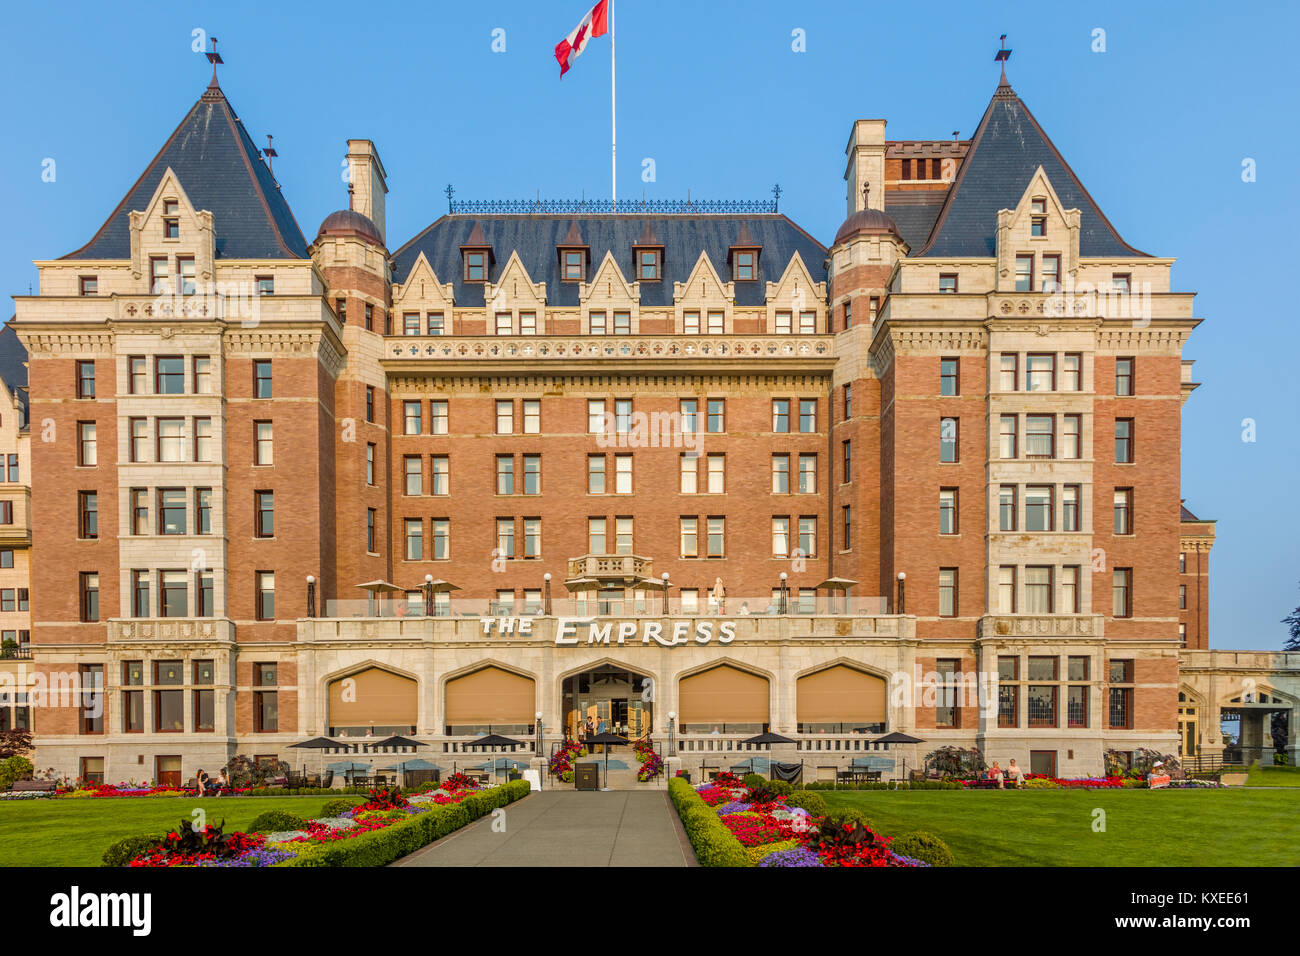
<box><xmin>382</xmin><ymin>333</ymin><xmax>836</xmax><ymax>365</ymax></box>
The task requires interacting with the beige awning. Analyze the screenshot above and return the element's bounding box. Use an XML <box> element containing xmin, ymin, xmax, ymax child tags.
<box><xmin>563</xmin><ymin>576</ymin><xmax>601</xmax><ymax>592</ymax></box>
<box><xmin>445</xmin><ymin>667</ymin><xmax>535</xmax><ymax>725</ymax></box>
<box><xmin>329</xmin><ymin>668</ymin><xmax>418</xmax><ymax>727</ymax></box>
<box><xmin>813</xmin><ymin>576</ymin><xmax>859</xmax><ymax>591</ymax></box>
<box><xmin>797</xmin><ymin>665</ymin><xmax>886</xmax><ymax>724</ymax></box>
<box><xmin>679</xmin><ymin>665</ymin><xmax>769</xmax><ymax>725</ymax></box>
<box><xmin>356</xmin><ymin>580</ymin><xmax>404</xmax><ymax>594</ymax></box>
<box><xmin>424</xmin><ymin>579</ymin><xmax>461</xmax><ymax>593</ymax></box>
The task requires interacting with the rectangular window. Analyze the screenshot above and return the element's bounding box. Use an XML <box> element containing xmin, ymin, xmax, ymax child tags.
<box><xmin>706</xmin><ymin>454</ymin><xmax>726</xmax><ymax>494</ymax></box>
<box><xmin>1025</xmin><ymin>415</ymin><xmax>1054</xmax><ymax>458</ymax></box>
<box><xmin>940</xmin><ymin>357</ymin><xmax>959</xmax><ymax>396</ymax></box>
<box><xmin>76</xmin><ymin>360</ymin><xmax>95</xmax><ymax>399</ymax></box>
<box><xmin>774</xmin><ymin>311</ymin><xmax>791</xmax><ymax>334</ymax></box>
<box><xmin>1015</xmin><ymin>254</ymin><xmax>1034</xmax><ymax>292</ymax></box>
<box><xmin>157</xmin><ymin>488</ymin><xmax>186</xmax><ymax>535</ymax></box>
<box><xmin>427</xmin><ymin>312</ymin><xmax>444</xmax><ymax>335</ymax></box>
<box><xmin>403</xmin><ymin>312</ymin><xmax>421</xmax><ymax>335</ymax></box>
<box><xmin>589</xmin><ymin>310</ymin><xmax>606</xmax><ymax>335</ymax></box>
<box><xmin>938</xmin><ymin>569</ymin><xmax>957</xmax><ymax>617</ymax></box>
<box><xmin>798</xmin><ymin>398</ymin><xmax>817</xmax><ymax>433</ymax></box>
<box><xmin>1027</xmin><ymin>685</ymin><xmax>1058</xmax><ymax>728</ymax></box>
<box><xmin>496</xmin><ymin>518</ymin><xmax>515</xmax><ymax>559</ymax></box>
<box><xmin>254</xmin><ymin>490</ymin><xmax>274</xmax><ymax>537</ymax></box>
<box><xmin>365</xmin><ymin>387</ymin><xmax>374</xmax><ymax>423</ymax></box>
<box><xmin>588</xmin><ymin>400</ymin><xmax>606</xmax><ymax>435</ymax></box>
<box><xmin>1025</xmin><ymin>353</ymin><xmax>1055</xmax><ymax>392</ymax></box>
<box><xmin>772</xmin><ymin>399</ymin><xmax>790</xmax><ymax>433</ymax></box>
<box><xmin>615</xmin><ymin>516</ymin><xmax>634</xmax><ymax>554</ymax></box>
<box><xmin>257</xmin><ymin>276</ymin><xmax>274</xmax><ymax>296</ymax></box>
<box><xmin>519</xmin><ymin>311</ymin><xmax>537</xmax><ymax>335</ymax></box>
<box><xmin>132</xmin><ymin>569</ymin><xmax>151</xmax><ymax>617</ymax></box>
<box><xmin>177</xmin><ymin>257</ymin><xmax>196</xmax><ymax>295</ymax></box>
<box><xmin>1025</xmin><ymin>566</ymin><xmax>1053</xmax><ymax>614</ymax></box>
<box><xmin>430</xmin><ymin>400</ymin><xmax>448</xmax><ymax>435</ymax></box>
<box><xmin>78</xmin><ymin>491</ymin><xmax>98</xmax><ymax>539</ymax></box>
<box><xmin>432</xmin><ymin>519</ymin><xmax>449</xmax><ymax>559</ymax></box>
<box><xmin>1061</xmin><ymin>566</ymin><xmax>1080</xmax><ymax>613</ymax></box>
<box><xmin>253</xmin><ymin>421</ymin><xmax>273</xmax><ymax>466</ymax></box>
<box><xmin>707</xmin><ymin>399</ymin><xmax>725</xmax><ymax>433</ymax></box>
<box><xmin>999</xmin><ymin>414</ymin><xmax>1018</xmax><ymax>459</ymax></box>
<box><xmin>523</xmin><ymin>518</ymin><xmax>541</xmax><ymax>558</ymax></box>
<box><xmin>615</xmin><ymin>400</ymin><xmax>632</xmax><ymax>434</ymax></box>
<box><xmin>465</xmin><ymin>251</ymin><xmax>486</xmax><ymax>281</ymax></box>
<box><xmin>496</xmin><ymin>455</ymin><xmax>515</xmax><ymax>495</ymax></box>
<box><xmin>78</xmin><ymin>421</ymin><xmax>98</xmax><ymax>466</ymax></box>
<box><xmin>1061</xmin><ymin>414</ymin><xmax>1081</xmax><ymax>460</ymax></box>
<box><xmin>193</xmin><ymin>417</ymin><xmax>212</xmax><ymax>462</ymax></box>
<box><xmin>1030</xmin><ymin>197</ymin><xmax>1047</xmax><ymax>237</ymax></box>
<box><xmin>150</xmin><ymin>257</ymin><xmax>169</xmax><ymax>294</ymax></box>
<box><xmin>997</xmin><ymin>656</ymin><xmax>1019</xmax><ymax>727</ymax></box>
<box><xmin>495</xmin><ymin>312</ymin><xmax>512</xmax><ymax>335</ymax></box>
<box><xmin>563</xmin><ymin>250</ymin><xmax>585</xmax><ymax>280</ymax></box>
<box><xmin>998</xmin><ymin>485</ymin><xmax>1017</xmax><ymax>532</ymax></box>
<box><xmin>842</xmin><ymin>440</ymin><xmax>852</xmax><ymax>483</ymax></box>
<box><xmin>680</xmin><ymin>517</ymin><xmax>698</xmax><ymax>558</ymax></box>
<box><xmin>771</xmin><ymin>454</ymin><xmax>789</xmax><ymax>494</ymax></box>
<box><xmin>999</xmin><ymin>354</ymin><xmax>1018</xmax><ymax>392</ymax></box>
<box><xmin>403</xmin><ymin>401</ymin><xmax>422</xmax><ymax>435</ymax></box>
<box><xmin>254</xmin><ymin>360</ymin><xmax>272</xmax><ymax>399</ymax></box>
<box><xmin>523</xmin><ymin>399</ymin><xmax>541</xmax><ymax>434</ymax></box>
<box><xmin>431</xmin><ymin>456</ymin><xmax>449</xmax><ymax>495</ymax></box>
<box><xmin>939</xmin><ymin>488</ymin><xmax>958</xmax><ymax>534</ymax></box>
<box><xmin>154</xmin><ymin>418</ymin><xmax>184</xmax><ymax>462</ymax></box>
<box><xmin>638</xmin><ymin>250</ymin><xmax>659</xmax><ymax>281</ymax></box>
<box><xmin>935</xmin><ymin>659</ymin><xmax>959</xmax><ymax>728</ymax></box>
<box><xmin>255</xmin><ymin>572</ymin><xmax>275</xmax><ymax>621</ymax></box>
<box><xmin>79</xmin><ymin>572</ymin><xmax>99</xmax><ymax>622</ymax></box>
<box><xmin>1025</xmin><ymin>485</ymin><xmax>1054</xmax><ymax>532</ymax></box>
<box><xmin>1061</xmin><ymin>352</ymin><xmax>1080</xmax><ymax>391</ymax></box>
<box><xmin>366</xmin><ymin>444</ymin><xmax>375</xmax><ymax>485</ymax></box>
<box><xmin>192</xmin><ymin>355</ymin><xmax>212</xmax><ymax>394</ymax></box>
<box><xmin>589</xmin><ymin>455</ymin><xmax>607</xmax><ymax>494</ymax></box>
<box><xmin>1062</xmin><ymin>485</ymin><xmax>1080</xmax><ymax>532</ymax></box>
<box><xmin>404</xmin><ymin>456</ymin><xmax>423</xmax><ymax>496</ymax></box>
<box><xmin>683</xmin><ymin>310</ymin><xmax>700</xmax><ymax>334</ymax></box>
<box><xmin>1113</xmin><ymin>488</ymin><xmax>1133</xmax><ymax>535</ymax></box>
<box><xmin>1180</xmin><ymin>584</ymin><xmax>1187</xmax><ymax>610</ymax></box>
<box><xmin>79</xmin><ymin>275</ymin><xmax>98</xmax><ymax>296</ymax></box>
<box><xmin>588</xmin><ymin>517</ymin><xmax>607</xmax><ymax>555</ymax></box>
<box><xmin>939</xmin><ymin>417</ymin><xmax>958</xmax><ymax>462</ymax></box>
<box><xmin>1116</xmin><ymin>357</ymin><xmax>1134</xmax><ymax>396</ymax></box>
<box><xmin>734</xmin><ymin>251</ymin><xmax>755</xmax><ymax>280</ymax></box>
<box><xmin>159</xmin><ymin>569</ymin><xmax>188</xmax><ymax>618</ymax></box>
<box><xmin>706</xmin><ymin>517</ymin><xmax>725</xmax><ymax>558</ymax></box>
<box><xmin>1113</xmin><ymin>568</ymin><xmax>1132</xmax><ymax>618</ymax></box>
<box><xmin>798</xmin><ymin>516</ymin><xmax>817</xmax><ymax>558</ymax></box>
<box><xmin>679</xmin><ymin>399</ymin><xmax>698</xmax><ymax>434</ymax></box>
<box><xmin>1111</xmin><ymin>273</ymin><xmax>1131</xmax><ymax>294</ymax></box>
<box><xmin>706</xmin><ymin>311</ymin><xmax>724</xmax><ymax>334</ymax></box>
<box><xmin>523</xmin><ymin>455</ymin><xmax>541</xmax><ymax>495</ymax></box>
<box><xmin>79</xmin><ymin>664</ymin><xmax>104</xmax><ymax>735</ymax></box>
<box><xmin>798</xmin><ymin>311</ymin><xmax>816</xmax><ymax>334</ymax></box>
<box><xmin>842</xmin><ymin>505</ymin><xmax>851</xmax><ymax>550</ymax></box>
<box><xmin>997</xmin><ymin>566</ymin><xmax>1016</xmax><ymax>613</ymax></box>
<box><xmin>197</xmin><ymin>572</ymin><xmax>214</xmax><ymax>617</ymax></box>
<box><xmin>1115</xmin><ymin>418</ymin><xmax>1134</xmax><ymax>463</ymax></box>
<box><xmin>131</xmin><ymin>488</ymin><xmax>149</xmax><ymax>535</ymax></box>
<box><xmin>797</xmin><ymin>454</ymin><xmax>815</xmax><ymax>494</ymax></box>
<box><xmin>939</xmin><ymin>274</ymin><xmax>957</xmax><ymax>294</ymax></box>
<box><xmin>1041</xmin><ymin>253</ymin><xmax>1060</xmax><ymax>291</ymax></box>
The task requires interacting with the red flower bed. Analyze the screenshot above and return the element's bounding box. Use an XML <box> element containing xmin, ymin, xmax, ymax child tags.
<box><xmin>720</xmin><ymin>812</ymin><xmax>802</xmax><ymax>847</ymax></box>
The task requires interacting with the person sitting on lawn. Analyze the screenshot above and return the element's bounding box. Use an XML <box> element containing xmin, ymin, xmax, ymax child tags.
<box><xmin>989</xmin><ymin>761</ymin><xmax>1005</xmax><ymax>789</ymax></box>
<box><xmin>1007</xmin><ymin>759</ymin><xmax>1025</xmax><ymax>786</ymax></box>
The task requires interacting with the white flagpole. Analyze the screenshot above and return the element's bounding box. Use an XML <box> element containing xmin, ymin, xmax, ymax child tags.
<box><xmin>610</xmin><ymin>0</ymin><xmax>616</xmax><ymax>209</ymax></box>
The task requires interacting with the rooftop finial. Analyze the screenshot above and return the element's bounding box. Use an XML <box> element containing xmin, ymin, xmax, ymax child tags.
<box><xmin>205</xmin><ymin>36</ymin><xmax>224</xmax><ymax>89</ymax></box>
<box><xmin>771</xmin><ymin>183</ymin><xmax>782</xmax><ymax>211</ymax></box>
<box><xmin>994</xmin><ymin>34</ymin><xmax>1011</xmax><ymax>84</ymax></box>
<box><xmin>263</xmin><ymin>134</ymin><xmax>278</xmax><ymax>174</ymax></box>
<box><xmin>445</xmin><ymin>183</ymin><xmax>455</xmax><ymax>214</ymax></box>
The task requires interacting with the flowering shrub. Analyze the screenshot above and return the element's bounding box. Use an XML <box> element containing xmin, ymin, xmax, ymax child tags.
<box><xmin>441</xmin><ymin>772</ymin><xmax>481</xmax><ymax>793</ymax></box>
<box><xmin>548</xmin><ymin>739</ymin><xmax>587</xmax><ymax>778</ymax></box>
<box><xmin>1005</xmin><ymin>774</ymin><xmax>1129</xmax><ymax>790</ymax></box>
<box><xmin>359</xmin><ymin>786</ymin><xmax>408</xmax><ymax>811</ymax></box>
<box><xmin>635</xmin><ymin>744</ymin><xmax>664</xmax><ymax>782</ymax></box>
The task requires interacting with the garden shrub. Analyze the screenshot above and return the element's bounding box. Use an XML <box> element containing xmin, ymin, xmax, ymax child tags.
<box><xmin>823</xmin><ymin>806</ymin><xmax>871</xmax><ymax>831</ymax></box>
<box><xmin>742</xmin><ymin>773</ymin><xmax>766</xmax><ymax>790</ymax></box>
<box><xmin>764</xmin><ymin>779</ymin><xmax>794</xmax><ymax>796</ymax></box>
<box><xmin>668</xmin><ymin>778</ymin><xmax>750</xmax><ymax>867</ymax></box>
<box><xmin>281</xmin><ymin>780</ymin><xmax>530</xmax><ymax>867</ymax></box>
<box><xmin>784</xmin><ymin>791</ymin><xmax>827</xmax><ymax>816</ymax></box>
<box><xmin>0</xmin><ymin>755</ymin><xmax>34</xmax><ymax>790</ymax></box>
<box><xmin>247</xmin><ymin>810</ymin><xmax>309</xmax><ymax>834</ymax></box>
<box><xmin>321</xmin><ymin>797</ymin><xmax>365</xmax><ymax>817</ymax></box>
<box><xmin>102</xmin><ymin>834</ymin><xmax>163</xmax><ymax>868</ymax></box>
<box><xmin>890</xmin><ymin>831</ymin><xmax>954</xmax><ymax>867</ymax></box>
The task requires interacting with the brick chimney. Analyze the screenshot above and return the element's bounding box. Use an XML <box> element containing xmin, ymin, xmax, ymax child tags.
<box><xmin>844</xmin><ymin>120</ymin><xmax>887</xmax><ymax>215</ymax></box>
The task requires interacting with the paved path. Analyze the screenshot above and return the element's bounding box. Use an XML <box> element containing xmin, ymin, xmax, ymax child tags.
<box><xmin>393</xmin><ymin>790</ymin><xmax>695</xmax><ymax>867</ymax></box>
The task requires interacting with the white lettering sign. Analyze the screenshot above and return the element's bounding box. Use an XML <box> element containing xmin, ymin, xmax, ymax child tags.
<box><xmin>478</xmin><ymin>617</ymin><xmax>736</xmax><ymax>647</ymax></box>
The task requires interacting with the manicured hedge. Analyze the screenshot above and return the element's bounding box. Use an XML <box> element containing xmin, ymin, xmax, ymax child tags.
<box><xmin>280</xmin><ymin>781</ymin><xmax>531</xmax><ymax>867</ymax></box>
<box><xmin>667</xmin><ymin>778</ymin><xmax>750</xmax><ymax>868</ymax></box>
<box><xmin>802</xmin><ymin>780</ymin><xmax>964</xmax><ymax>791</ymax></box>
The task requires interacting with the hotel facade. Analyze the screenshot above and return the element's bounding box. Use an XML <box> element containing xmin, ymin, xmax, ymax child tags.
<box><xmin>6</xmin><ymin>65</ymin><xmax>1297</xmax><ymax>787</ymax></box>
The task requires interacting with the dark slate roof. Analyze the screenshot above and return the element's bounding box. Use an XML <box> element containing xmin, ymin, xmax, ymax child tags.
<box><xmin>884</xmin><ymin>192</ymin><xmax>946</xmax><ymax>251</ymax></box>
<box><xmin>0</xmin><ymin>320</ymin><xmax>29</xmax><ymax>421</ymax></box>
<box><xmin>62</xmin><ymin>82</ymin><xmax>307</xmax><ymax>261</ymax></box>
<box><xmin>918</xmin><ymin>81</ymin><xmax>1147</xmax><ymax>258</ymax></box>
<box><xmin>391</xmin><ymin>215</ymin><xmax>828</xmax><ymax>309</ymax></box>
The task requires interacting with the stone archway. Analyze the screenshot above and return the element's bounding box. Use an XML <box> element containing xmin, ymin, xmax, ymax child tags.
<box><xmin>560</xmin><ymin>661</ymin><xmax>656</xmax><ymax>741</ymax></box>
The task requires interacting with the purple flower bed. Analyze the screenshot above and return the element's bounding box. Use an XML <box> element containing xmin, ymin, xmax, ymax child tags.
<box><xmin>196</xmin><ymin>848</ymin><xmax>298</xmax><ymax>867</ymax></box>
<box><xmin>887</xmin><ymin>853</ymin><xmax>931</xmax><ymax>867</ymax></box>
<box><xmin>759</xmin><ymin>846</ymin><xmax>823</xmax><ymax>868</ymax></box>
<box><xmin>717</xmin><ymin>801</ymin><xmax>753</xmax><ymax>815</ymax></box>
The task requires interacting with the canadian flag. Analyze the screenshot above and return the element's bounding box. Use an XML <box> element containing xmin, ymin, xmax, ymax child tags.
<box><xmin>555</xmin><ymin>0</ymin><xmax>609</xmax><ymax>77</ymax></box>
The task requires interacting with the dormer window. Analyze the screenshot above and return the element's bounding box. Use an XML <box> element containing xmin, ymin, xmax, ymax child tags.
<box><xmin>162</xmin><ymin>200</ymin><xmax>179</xmax><ymax>239</ymax></box>
<box><xmin>636</xmin><ymin>249</ymin><xmax>661</xmax><ymax>280</ymax></box>
<box><xmin>78</xmin><ymin>276</ymin><xmax>98</xmax><ymax>296</ymax></box>
<box><xmin>464</xmin><ymin>251</ymin><xmax>487</xmax><ymax>281</ymax></box>
<box><xmin>939</xmin><ymin>274</ymin><xmax>958</xmax><ymax>294</ymax></box>
<box><xmin>561</xmin><ymin>249</ymin><xmax>587</xmax><ymax>281</ymax></box>
<box><xmin>734</xmin><ymin>250</ymin><xmax>757</xmax><ymax>281</ymax></box>
<box><xmin>1030</xmin><ymin>198</ymin><xmax>1047</xmax><ymax>237</ymax></box>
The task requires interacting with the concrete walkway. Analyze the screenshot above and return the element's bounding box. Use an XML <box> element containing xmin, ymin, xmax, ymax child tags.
<box><xmin>393</xmin><ymin>790</ymin><xmax>695</xmax><ymax>867</ymax></box>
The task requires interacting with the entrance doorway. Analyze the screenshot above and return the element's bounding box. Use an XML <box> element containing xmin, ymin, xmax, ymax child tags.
<box><xmin>563</xmin><ymin>665</ymin><xmax>652</xmax><ymax>740</ymax></box>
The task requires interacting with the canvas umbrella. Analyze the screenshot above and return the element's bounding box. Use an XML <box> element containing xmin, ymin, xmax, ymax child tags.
<box><xmin>813</xmin><ymin>576</ymin><xmax>859</xmax><ymax>614</ymax></box>
<box><xmin>289</xmin><ymin>736</ymin><xmax>339</xmax><ymax>777</ymax></box>
<box><xmin>356</xmin><ymin>579</ymin><xmax>403</xmax><ymax>617</ymax></box>
<box><xmin>874</xmin><ymin>731</ymin><xmax>926</xmax><ymax>781</ymax></box>
<box><xmin>464</xmin><ymin>733</ymin><xmax>526</xmax><ymax>750</ymax></box>
<box><xmin>373</xmin><ymin>735</ymin><xmax>426</xmax><ymax>778</ymax></box>
<box><xmin>740</xmin><ymin>731</ymin><xmax>798</xmax><ymax>779</ymax></box>
<box><xmin>582</xmin><ymin>731</ymin><xmax>629</xmax><ymax>790</ymax></box>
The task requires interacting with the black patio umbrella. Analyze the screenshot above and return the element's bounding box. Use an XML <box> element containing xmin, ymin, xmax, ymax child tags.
<box><xmin>582</xmin><ymin>732</ymin><xmax>629</xmax><ymax>790</ymax></box>
<box><xmin>372</xmin><ymin>735</ymin><xmax>426</xmax><ymax>779</ymax></box>
<box><xmin>289</xmin><ymin>736</ymin><xmax>339</xmax><ymax>776</ymax></box>
<box><xmin>464</xmin><ymin>733</ymin><xmax>526</xmax><ymax>750</ymax></box>
<box><xmin>738</xmin><ymin>731</ymin><xmax>799</xmax><ymax>777</ymax></box>
<box><xmin>874</xmin><ymin>731</ymin><xmax>926</xmax><ymax>781</ymax></box>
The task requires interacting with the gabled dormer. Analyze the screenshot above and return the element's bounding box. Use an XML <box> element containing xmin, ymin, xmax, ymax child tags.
<box><xmin>995</xmin><ymin>166</ymin><xmax>1080</xmax><ymax>293</ymax></box>
<box><xmin>557</xmin><ymin>220</ymin><xmax>589</xmax><ymax>282</ymax></box>
<box><xmin>484</xmin><ymin>250</ymin><xmax>547</xmax><ymax>334</ymax></box>
<box><xmin>673</xmin><ymin>251</ymin><xmax>734</xmax><ymax>333</ymax></box>
<box><xmin>128</xmin><ymin>169</ymin><xmax>215</xmax><ymax>294</ymax></box>
<box><xmin>392</xmin><ymin>251</ymin><xmax>455</xmax><ymax>334</ymax></box>
<box><xmin>460</xmin><ymin>221</ymin><xmax>495</xmax><ymax>282</ymax></box>
<box><xmin>728</xmin><ymin>222</ymin><xmax>761</xmax><ymax>282</ymax></box>
<box><xmin>765</xmin><ymin>251</ymin><xmax>827</xmax><ymax>334</ymax></box>
<box><xmin>632</xmin><ymin>221</ymin><xmax>664</xmax><ymax>282</ymax></box>
<box><xmin>582</xmin><ymin>250</ymin><xmax>640</xmax><ymax>333</ymax></box>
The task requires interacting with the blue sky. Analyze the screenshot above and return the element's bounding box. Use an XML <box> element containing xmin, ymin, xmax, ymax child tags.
<box><xmin>0</xmin><ymin>0</ymin><xmax>1296</xmax><ymax>648</ymax></box>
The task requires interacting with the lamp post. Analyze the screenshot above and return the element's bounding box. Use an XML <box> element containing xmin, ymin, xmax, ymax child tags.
<box><xmin>661</xmin><ymin>571</ymin><xmax>670</xmax><ymax>615</ymax></box>
<box><xmin>779</xmin><ymin>571</ymin><xmax>789</xmax><ymax>615</ymax></box>
<box><xmin>668</xmin><ymin>711</ymin><xmax>676</xmax><ymax>758</ymax></box>
<box><xmin>896</xmin><ymin>571</ymin><xmax>906</xmax><ymax>615</ymax></box>
<box><xmin>536</xmin><ymin>710</ymin><xmax>544</xmax><ymax>790</ymax></box>
<box><xmin>306</xmin><ymin>575</ymin><xmax>316</xmax><ymax>618</ymax></box>
<box><xmin>423</xmin><ymin>573</ymin><xmax>434</xmax><ymax>617</ymax></box>
<box><xmin>543</xmin><ymin>572</ymin><xmax>552</xmax><ymax>616</ymax></box>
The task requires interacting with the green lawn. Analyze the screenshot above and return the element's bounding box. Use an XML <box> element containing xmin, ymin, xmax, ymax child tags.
<box><xmin>1246</xmin><ymin>764</ymin><xmax>1300</xmax><ymax>788</ymax></box>
<box><xmin>823</xmin><ymin>788</ymin><xmax>1300</xmax><ymax>866</ymax></box>
<box><xmin>0</xmin><ymin>795</ymin><xmax>342</xmax><ymax>866</ymax></box>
